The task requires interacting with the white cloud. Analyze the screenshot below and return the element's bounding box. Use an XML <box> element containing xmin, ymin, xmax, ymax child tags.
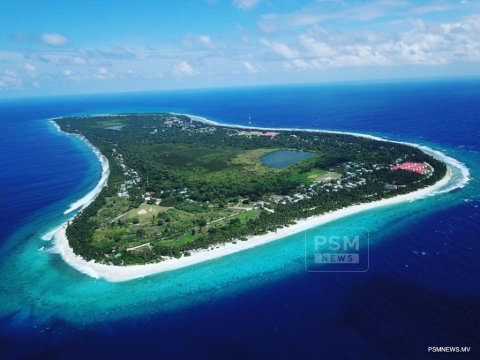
<box><xmin>260</xmin><ymin>38</ymin><xmax>299</xmax><ymax>59</ymax></box>
<box><xmin>376</xmin><ymin>15</ymin><xmax>480</xmax><ymax>65</ymax></box>
<box><xmin>409</xmin><ymin>3</ymin><xmax>464</xmax><ymax>15</ymax></box>
<box><xmin>259</xmin><ymin>13</ymin><xmax>325</xmax><ymax>32</ymax></box>
<box><xmin>62</xmin><ymin>69</ymin><xmax>79</xmax><ymax>80</ymax></box>
<box><xmin>2</xmin><ymin>9</ymin><xmax>480</xmax><ymax>95</ymax></box>
<box><xmin>258</xmin><ymin>1</ymin><xmax>469</xmax><ymax>33</ymax></box>
<box><xmin>298</xmin><ymin>35</ymin><xmax>337</xmax><ymax>57</ymax></box>
<box><xmin>41</xmin><ymin>33</ymin><xmax>68</xmax><ymax>46</ymax></box>
<box><xmin>269</xmin><ymin>14</ymin><xmax>480</xmax><ymax>70</ymax></box>
<box><xmin>183</xmin><ymin>34</ymin><xmax>215</xmax><ymax>49</ymax></box>
<box><xmin>0</xmin><ymin>70</ymin><xmax>22</xmax><ymax>89</ymax></box>
<box><xmin>243</xmin><ymin>61</ymin><xmax>259</xmax><ymax>73</ymax></box>
<box><xmin>198</xmin><ymin>35</ymin><xmax>215</xmax><ymax>48</ymax></box>
<box><xmin>24</xmin><ymin>63</ymin><xmax>37</xmax><ymax>74</ymax></box>
<box><xmin>95</xmin><ymin>67</ymin><xmax>110</xmax><ymax>80</ymax></box>
<box><xmin>174</xmin><ymin>61</ymin><xmax>196</xmax><ymax>76</ymax></box>
<box><xmin>0</xmin><ymin>50</ymin><xmax>23</xmax><ymax>62</ymax></box>
<box><xmin>70</xmin><ymin>56</ymin><xmax>87</xmax><ymax>65</ymax></box>
<box><xmin>292</xmin><ymin>59</ymin><xmax>309</xmax><ymax>69</ymax></box>
<box><xmin>82</xmin><ymin>46</ymin><xmax>137</xmax><ymax>60</ymax></box>
<box><xmin>253</xmin><ymin>12</ymin><xmax>480</xmax><ymax>75</ymax></box>
<box><xmin>233</xmin><ymin>0</ymin><xmax>259</xmax><ymax>10</ymax></box>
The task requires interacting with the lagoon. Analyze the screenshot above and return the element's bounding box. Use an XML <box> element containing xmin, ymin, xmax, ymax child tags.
<box><xmin>261</xmin><ymin>149</ymin><xmax>315</xmax><ymax>168</ymax></box>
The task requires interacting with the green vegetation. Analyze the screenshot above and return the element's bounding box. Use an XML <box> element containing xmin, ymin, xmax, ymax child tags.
<box><xmin>54</xmin><ymin>113</ymin><xmax>447</xmax><ymax>265</ymax></box>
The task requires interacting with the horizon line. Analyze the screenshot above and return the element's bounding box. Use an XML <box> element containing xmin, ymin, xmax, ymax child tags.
<box><xmin>1</xmin><ymin>75</ymin><xmax>480</xmax><ymax>102</ymax></box>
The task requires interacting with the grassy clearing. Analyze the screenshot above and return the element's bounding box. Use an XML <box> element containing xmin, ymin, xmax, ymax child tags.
<box><xmin>306</xmin><ymin>169</ymin><xmax>341</xmax><ymax>182</ymax></box>
<box><xmin>206</xmin><ymin>208</ymin><xmax>261</xmax><ymax>228</ymax></box>
<box><xmin>230</xmin><ymin>148</ymin><xmax>280</xmax><ymax>172</ymax></box>
<box><xmin>119</xmin><ymin>204</ymin><xmax>170</xmax><ymax>224</ymax></box>
<box><xmin>145</xmin><ymin>144</ymin><xmax>240</xmax><ymax>171</ymax></box>
<box><xmin>235</xmin><ymin>209</ymin><xmax>261</xmax><ymax>223</ymax></box>
<box><xmin>205</xmin><ymin>208</ymin><xmax>240</xmax><ymax>225</ymax></box>
<box><xmin>93</xmin><ymin>119</ymin><xmax>128</xmax><ymax>128</ymax></box>
<box><xmin>178</xmin><ymin>232</ymin><xmax>203</xmax><ymax>245</ymax></box>
<box><xmin>96</xmin><ymin>197</ymin><xmax>131</xmax><ymax>224</ymax></box>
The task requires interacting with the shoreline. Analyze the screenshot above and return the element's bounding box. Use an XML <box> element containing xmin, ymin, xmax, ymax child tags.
<box><xmin>48</xmin><ymin>120</ymin><xmax>110</xmax><ymax>215</ymax></box>
<box><xmin>51</xmin><ymin>114</ymin><xmax>466</xmax><ymax>282</ymax></box>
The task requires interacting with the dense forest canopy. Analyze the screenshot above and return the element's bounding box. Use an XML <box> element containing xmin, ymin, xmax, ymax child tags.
<box><xmin>54</xmin><ymin>114</ymin><xmax>446</xmax><ymax>265</ymax></box>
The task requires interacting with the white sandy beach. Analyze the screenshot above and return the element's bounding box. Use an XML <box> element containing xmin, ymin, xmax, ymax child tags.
<box><xmin>49</xmin><ymin>120</ymin><xmax>111</xmax><ymax>215</ymax></box>
<box><xmin>51</xmin><ymin>114</ymin><xmax>466</xmax><ymax>282</ymax></box>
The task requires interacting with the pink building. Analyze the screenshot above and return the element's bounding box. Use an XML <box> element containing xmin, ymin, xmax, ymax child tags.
<box><xmin>261</xmin><ymin>131</ymin><xmax>280</xmax><ymax>137</ymax></box>
<box><xmin>391</xmin><ymin>162</ymin><xmax>429</xmax><ymax>174</ymax></box>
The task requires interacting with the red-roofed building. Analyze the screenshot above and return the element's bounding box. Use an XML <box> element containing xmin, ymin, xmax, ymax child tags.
<box><xmin>261</xmin><ymin>131</ymin><xmax>280</xmax><ymax>137</ymax></box>
<box><xmin>391</xmin><ymin>162</ymin><xmax>429</xmax><ymax>174</ymax></box>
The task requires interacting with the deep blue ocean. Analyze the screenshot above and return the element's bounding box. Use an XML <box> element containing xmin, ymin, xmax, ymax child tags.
<box><xmin>0</xmin><ymin>80</ymin><xmax>479</xmax><ymax>359</ymax></box>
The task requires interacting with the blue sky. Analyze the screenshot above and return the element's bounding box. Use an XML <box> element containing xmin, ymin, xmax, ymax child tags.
<box><xmin>1</xmin><ymin>0</ymin><xmax>480</xmax><ymax>97</ymax></box>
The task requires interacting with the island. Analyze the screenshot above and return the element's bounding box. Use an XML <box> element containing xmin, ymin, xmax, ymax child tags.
<box><xmin>52</xmin><ymin>113</ymin><xmax>448</xmax><ymax>270</ymax></box>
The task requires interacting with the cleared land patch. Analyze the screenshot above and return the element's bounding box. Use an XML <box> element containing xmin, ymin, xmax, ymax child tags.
<box><xmin>306</xmin><ymin>169</ymin><xmax>341</xmax><ymax>182</ymax></box>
